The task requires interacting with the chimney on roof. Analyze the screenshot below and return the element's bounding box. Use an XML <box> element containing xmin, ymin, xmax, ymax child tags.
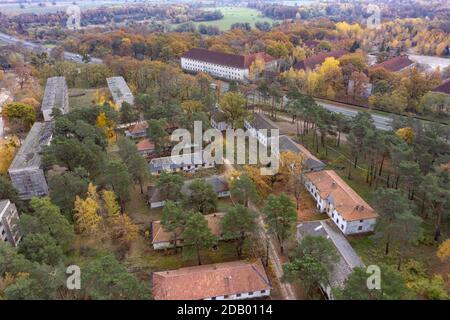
<box><xmin>360</xmin><ymin>206</ymin><xmax>364</xmax><ymax>211</ymax></box>
<box><xmin>331</xmin><ymin>182</ymin><xmax>336</xmax><ymax>188</ymax></box>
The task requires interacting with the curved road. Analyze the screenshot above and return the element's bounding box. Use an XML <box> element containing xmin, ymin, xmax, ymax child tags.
<box><xmin>0</xmin><ymin>31</ymin><xmax>102</xmax><ymax>64</ymax></box>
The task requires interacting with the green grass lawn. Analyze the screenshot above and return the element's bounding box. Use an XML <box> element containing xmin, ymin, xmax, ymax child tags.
<box><xmin>173</xmin><ymin>7</ymin><xmax>276</xmax><ymax>31</ymax></box>
<box><xmin>69</xmin><ymin>88</ymin><xmax>100</xmax><ymax>110</ymax></box>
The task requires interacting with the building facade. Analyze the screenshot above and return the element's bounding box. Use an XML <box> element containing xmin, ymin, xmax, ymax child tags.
<box><xmin>8</xmin><ymin>122</ymin><xmax>53</xmax><ymax>200</ymax></box>
<box><xmin>41</xmin><ymin>77</ymin><xmax>69</xmax><ymax>122</ymax></box>
<box><xmin>303</xmin><ymin>170</ymin><xmax>378</xmax><ymax>235</ymax></box>
<box><xmin>181</xmin><ymin>48</ymin><xmax>275</xmax><ymax>82</ymax></box>
<box><xmin>0</xmin><ymin>200</ymin><xmax>22</xmax><ymax>247</ymax></box>
<box><xmin>149</xmin><ymin>152</ymin><xmax>215</xmax><ymax>175</ymax></box>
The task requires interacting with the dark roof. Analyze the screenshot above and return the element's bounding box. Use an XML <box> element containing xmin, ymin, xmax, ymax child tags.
<box><xmin>370</xmin><ymin>55</ymin><xmax>415</xmax><ymax>73</ymax></box>
<box><xmin>182</xmin><ymin>48</ymin><xmax>275</xmax><ymax>70</ymax></box>
<box><xmin>148</xmin><ymin>175</ymin><xmax>229</xmax><ymax>203</ymax></box>
<box><xmin>276</xmin><ymin>135</ymin><xmax>326</xmax><ymax>171</ymax></box>
<box><xmin>293</xmin><ymin>49</ymin><xmax>348</xmax><ymax>71</ymax></box>
<box><xmin>247</xmin><ymin>112</ymin><xmax>279</xmax><ymax>131</ymax></box>
<box><xmin>432</xmin><ymin>79</ymin><xmax>450</xmax><ymax>95</ymax></box>
<box><xmin>182</xmin><ymin>48</ymin><xmax>247</xmax><ymax>69</ymax></box>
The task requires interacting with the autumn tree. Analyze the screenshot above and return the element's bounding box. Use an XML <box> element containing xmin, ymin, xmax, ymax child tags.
<box><xmin>220</xmin><ymin>204</ymin><xmax>258</xmax><ymax>257</ymax></box>
<box><xmin>283</xmin><ymin>235</ymin><xmax>339</xmax><ymax>299</ymax></box>
<box><xmin>184</xmin><ymin>179</ymin><xmax>218</xmax><ymax>214</ymax></box>
<box><xmin>181</xmin><ymin>212</ymin><xmax>216</xmax><ymax>265</ymax></box>
<box><xmin>372</xmin><ymin>188</ymin><xmax>423</xmax><ymax>269</ymax></box>
<box><xmin>147</xmin><ymin>119</ymin><xmax>169</xmax><ymax>154</ymax></box>
<box><xmin>220</xmin><ymin>92</ymin><xmax>248</xmax><ymax>128</ymax></box>
<box><xmin>100</xmin><ymin>160</ymin><xmax>133</xmax><ymax>211</ymax></box>
<box><xmin>73</xmin><ymin>183</ymin><xmax>103</xmax><ymax>235</ymax></box>
<box><xmin>2</xmin><ymin>102</ymin><xmax>36</xmax><ymax>132</ymax></box>
<box><xmin>337</xmin><ymin>265</ymin><xmax>411</xmax><ymax>300</ymax></box>
<box><xmin>156</xmin><ymin>173</ymin><xmax>184</xmax><ymax>202</ymax></box>
<box><xmin>161</xmin><ymin>201</ymin><xmax>187</xmax><ymax>253</ymax></box>
<box><xmin>117</xmin><ymin>137</ymin><xmax>150</xmax><ymax>194</ymax></box>
<box><xmin>262</xmin><ymin>193</ymin><xmax>297</xmax><ymax>253</ymax></box>
<box><xmin>230</xmin><ymin>173</ymin><xmax>259</xmax><ymax>207</ymax></box>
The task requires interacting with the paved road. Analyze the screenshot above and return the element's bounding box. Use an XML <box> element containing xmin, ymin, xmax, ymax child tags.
<box><xmin>251</xmin><ymin>93</ymin><xmax>393</xmax><ymax>131</ymax></box>
<box><xmin>316</xmin><ymin>100</ymin><xmax>392</xmax><ymax>131</ymax></box>
<box><xmin>0</xmin><ymin>32</ymin><xmax>102</xmax><ymax>64</ymax></box>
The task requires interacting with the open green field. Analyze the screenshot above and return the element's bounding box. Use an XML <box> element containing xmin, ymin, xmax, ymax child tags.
<box><xmin>0</xmin><ymin>1</ymin><xmax>119</xmax><ymax>15</ymax></box>
<box><xmin>175</xmin><ymin>7</ymin><xmax>276</xmax><ymax>32</ymax></box>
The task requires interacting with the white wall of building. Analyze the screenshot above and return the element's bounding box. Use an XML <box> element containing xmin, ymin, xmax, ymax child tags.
<box><xmin>204</xmin><ymin>289</ymin><xmax>271</xmax><ymax>300</ymax></box>
<box><xmin>181</xmin><ymin>57</ymin><xmax>249</xmax><ymax>81</ymax></box>
<box><xmin>303</xmin><ymin>177</ymin><xmax>376</xmax><ymax>235</ymax></box>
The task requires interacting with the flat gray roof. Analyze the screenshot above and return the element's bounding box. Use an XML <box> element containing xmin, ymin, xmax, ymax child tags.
<box><xmin>106</xmin><ymin>76</ymin><xmax>134</xmax><ymax>105</ymax></box>
<box><xmin>41</xmin><ymin>77</ymin><xmax>67</xmax><ymax>111</ymax></box>
<box><xmin>9</xmin><ymin>122</ymin><xmax>53</xmax><ymax>171</ymax></box>
<box><xmin>297</xmin><ymin>220</ymin><xmax>364</xmax><ymax>289</ymax></box>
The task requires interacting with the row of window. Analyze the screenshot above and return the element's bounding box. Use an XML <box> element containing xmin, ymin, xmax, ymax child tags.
<box><xmin>209</xmin><ymin>290</ymin><xmax>268</xmax><ymax>300</ymax></box>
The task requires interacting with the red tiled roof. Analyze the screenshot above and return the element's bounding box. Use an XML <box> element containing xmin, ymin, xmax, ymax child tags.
<box><xmin>181</xmin><ymin>48</ymin><xmax>275</xmax><ymax>69</ymax></box>
<box><xmin>153</xmin><ymin>260</ymin><xmax>271</xmax><ymax>300</ymax></box>
<box><xmin>293</xmin><ymin>49</ymin><xmax>348</xmax><ymax>71</ymax></box>
<box><xmin>432</xmin><ymin>79</ymin><xmax>450</xmax><ymax>95</ymax></box>
<box><xmin>129</xmin><ymin>121</ymin><xmax>148</xmax><ymax>133</ymax></box>
<box><xmin>370</xmin><ymin>55</ymin><xmax>415</xmax><ymax>73</ymax></box>
<box><xmin>137</xmin><ymin>138</ymin><xmax>155</xmax><ymax>151</ymax></box>
<box><xmin>244</xmin><ymin>52</ymin><xmax>276</xmax><ymax>67</ymax></box>
<box><xmin>304</xmin><ymin>170</ymin><xmax>379</xmax><ymax>221</ymax></box>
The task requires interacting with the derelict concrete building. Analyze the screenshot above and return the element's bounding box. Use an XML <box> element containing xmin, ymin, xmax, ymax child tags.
<box><xmin>41</xmin><ymin>77</ymin><xmax>69</xmax><ymax>121</ymax></box>
<box><xmin>106</xmin><ymin>76</ymin><xmax>134</xmax><ymax>108</ymax></box>
<box><xmin>8</xmin><ymin>122</ymin><xmax>53</xmax><ymax>200</ymax></box>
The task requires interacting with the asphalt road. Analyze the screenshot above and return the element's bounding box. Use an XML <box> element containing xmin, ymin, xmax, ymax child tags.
<box><xmin>0</xmin><ymin>32</ymin><xmax>102</xmax><ymax>64</ymax></box>
<box><xmin>316</xmin><ymin>100</ymin><xmax>393</xmax><ymax>131</ymax></box>
<box><xmin>252</xmin><ymin>93</ymin><xmax>393</xmax><ymax>131</ymax></box>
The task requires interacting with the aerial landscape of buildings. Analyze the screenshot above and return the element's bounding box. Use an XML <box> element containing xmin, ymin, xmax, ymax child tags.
<box><xmin>0</xmin><ymin>0</ymin><xmax>448</xmax><ymax>305</ymax></box>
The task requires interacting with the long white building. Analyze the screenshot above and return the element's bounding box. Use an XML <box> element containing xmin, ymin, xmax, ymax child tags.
<box><xmin>303</xmin><ymin>170</ymin><xmax>378</xmax><ymax>235</ymax></box>
<box><xmin>181</xmin><ymin>48</ymin><xmax>276</xmax><ymax>82</ymax></box>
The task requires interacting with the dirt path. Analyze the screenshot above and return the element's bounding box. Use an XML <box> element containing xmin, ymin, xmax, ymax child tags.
<box><xmin>223</xmin><ymin>157</ymin><xmax>298</xmax><ymax>300</ymax></box>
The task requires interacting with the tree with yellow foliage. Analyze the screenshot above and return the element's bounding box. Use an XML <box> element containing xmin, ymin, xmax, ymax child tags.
<box><xmin>0</xmin><ymin>137</ymin><xmax>18</xmax><ymax>175</ymax></box>
<box><xmin>102</xmin><ymin>190</ymin><xmax>120</xmax><ymax>217</ymax></box>
<box><xmin>110</xmin><ymin>214</ymin><xmax>139</xmax><ymax>249</ymax></box>
<box><xmin>249</xmin><ymin>57</ymin><xmax>265</xmax><ymax>80</ymax></box>
<box><xmin>101</xmin><ymin>189</ymin><xmax>139</xmax><ymax>249</ymax></box>
<box><xmin>73</xmin><ymin>183</ymin><xmax>103</xmax><ymax>234</ymax></box>
<box><xmin>437</xmin><ymin>239</ymin><xmax>450</xmax><ymax>262</ymax></box>
<box><xmin>317</xmin><ymin>57</ymin><xmax>344</xmax><ymax>98</ymax></box>
<box><xmin>396</xmin><ymin>127</ymin><xmax>414</xmax><ymax>144</ymax></box>
<box><xmin>244</xmin><ymin>165</ymin><xmax>272</xmax><ymax>199</ymax></box>
<box><xmin>96</xmin><ymin>112</ymin><xmax>115</xmax><ymax>141</ymax></box>
<box><xmin>181</xmin><ymin>100</ymin><xmax>205</xmax><ymax>116</ymax></box>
